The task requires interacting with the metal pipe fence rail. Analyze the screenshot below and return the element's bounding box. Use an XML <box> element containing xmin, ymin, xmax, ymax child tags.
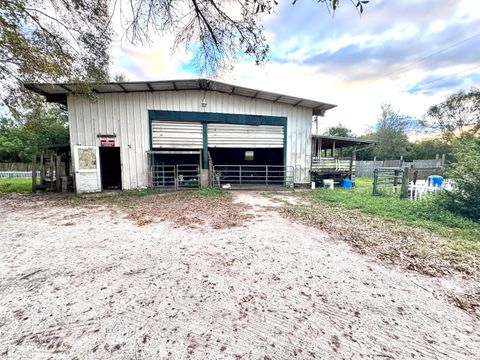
<box><xmin>212</xmin><ymin>165</ymin><xmax>294</xmax><ymax>189</ymax></box>
<box><xmin>151</xmin><ymin>164</ymin><xmax>200</xmax><ymax>190</ymax></box>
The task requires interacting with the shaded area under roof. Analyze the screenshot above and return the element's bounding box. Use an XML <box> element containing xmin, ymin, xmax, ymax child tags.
<box><xmin>312</xmin><ymin>134</ymin><xmax>376</xmax><ymax>148</ymax></box>
<box><xmin>24</xmin><ymin>79</ymin><xmax>336</xmax><ymax>116</ymax></box>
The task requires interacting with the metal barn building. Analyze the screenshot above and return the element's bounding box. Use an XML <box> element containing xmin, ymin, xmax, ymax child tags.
<box><xmin>26</xmin><ymin>79</ymin><xmax>336</xmax><ymax>192</ymax></box>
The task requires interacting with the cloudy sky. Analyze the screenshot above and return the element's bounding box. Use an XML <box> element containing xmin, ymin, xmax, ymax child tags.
<box><xmin>111</xmin><ymin>0</ymin><xmax>480</xmax><ymax>135</ymax></box>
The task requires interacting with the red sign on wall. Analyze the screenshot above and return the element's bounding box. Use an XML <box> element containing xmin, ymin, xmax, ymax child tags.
<box><xmin>100</xmin><ymin>139</ymin><xmax>116</xmax><ymax>147</ymax></box>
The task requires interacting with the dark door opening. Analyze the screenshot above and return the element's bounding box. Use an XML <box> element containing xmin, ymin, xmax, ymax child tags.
<box><xmin>209</xmin><ymin>148</ymin><xmax>284</xmax><ymax>166</ymax></box>
<box><xmin>209</xmin><ymin>148</ymin><xmax>289</xmax><ymax>188</ymax></box>
<box><xmin>99</xmin><ymin>147</ymin><xmax>122</xmax><ymax>190</ymax></box>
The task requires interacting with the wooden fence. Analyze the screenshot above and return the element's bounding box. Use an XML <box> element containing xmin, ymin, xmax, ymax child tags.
<box><xmin>0</xmin><ymin>162</ymin><xmax>33</xmax><ymax>171</ymax></box>
<box><xmin>356</xmin><ymin>159</ymin><xmax>443</xmax><ymax>177</ymax></box>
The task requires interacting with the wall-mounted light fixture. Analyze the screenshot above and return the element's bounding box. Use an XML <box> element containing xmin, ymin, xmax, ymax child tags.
<box><xmin>201</xmin><ymin>97</ymin><xmax>207</xmax><ymax>108</ymax></box>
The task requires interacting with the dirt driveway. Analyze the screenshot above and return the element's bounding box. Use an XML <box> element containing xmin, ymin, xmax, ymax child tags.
<box><xmin>0</xmin><ymin>192</ymin><xmax>479</xmax><ymax>359</ymax></box>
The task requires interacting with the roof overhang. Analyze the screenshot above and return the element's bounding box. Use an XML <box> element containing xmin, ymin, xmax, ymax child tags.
<box><xmin>312</xmin><ymin>134</ymin><xmax>376</xmax><ymax>148</ymax></box>
<box><xmin>24</xmin><ymin>79</ymin><xmax>336</xmax><ymax>116</ymax></box>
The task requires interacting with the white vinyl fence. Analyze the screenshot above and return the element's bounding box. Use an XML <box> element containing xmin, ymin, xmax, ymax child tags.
<box><xmin>0</xmin><ymin>171</ymin><xmax>39</xmax><ymax>178</ymax></box>
<box><xmin>408</xmin><ymin>179</ymin><xmax>453</xmax><ymax>201</ymax></box>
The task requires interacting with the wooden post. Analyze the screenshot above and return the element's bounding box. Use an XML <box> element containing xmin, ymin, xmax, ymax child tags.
<box><xmin>441</xmin><ymin>154</ymin><xmax>446</xmax><ymax>167</ymax></box>
<box><xmin>50</xmin><ymin>155</ymin><xmax>55</xmax><ymax>190</ymax></box>
<box><xmin>332</xmin><ymin>140</ymin><xmax>336</xmax><ymax>157</ymax></box>
<box><xmin>32</xmin><ymin>154</ymin><xmax>37</xmax><ymax>193</ymax></box>
<box><xmin>56</xmin><ymin>155</ymin><xmax>62</xmax><ymax>192</ymax></box>
<box><xmin>400</xmin><ymin>166</ymin><xmax>410</xmax><ymax>199</ymax></box>
<box><xmin>39</xmin><ymin>154</ymin><xmax>44</xmax><ymax>186</ymax></box>
<box><xmin>318</xmin><ymin>138</ymin><xmax>322</xmax><ymax>158</ymax></box>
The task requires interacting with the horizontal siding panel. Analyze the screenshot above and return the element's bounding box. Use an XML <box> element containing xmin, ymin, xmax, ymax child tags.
<box><xmin>208</xmin><ymin>124</ymin><xmax>283</xmax><ymax>148</ymax></box>
<box><xmin>152</xmin><ymin>121</ymin><xmax>203</xmax><ymax>149</ymax></box>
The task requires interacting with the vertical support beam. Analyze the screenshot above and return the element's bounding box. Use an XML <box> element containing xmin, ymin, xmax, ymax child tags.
<box><xmin>147</xmin><ymin>153</ymin><xmax>152</xmax><ymax>188</ymax></box>
<box><xmin>56</xmin><ymin>155</ymin><xmax>62</xmax><ymax>192</ymax></box>
<box><xmin>349</xmin><ymin>145</ymin><xmax>356</xmax><ymax>180</ymax></box>
<box><xmin>441</xmin><ymin>154</ymin><xmax>446</xmax><ymax>167</ymax></box>
<box><xmin>32</xmin><ymin>154</ymin><xmax>37</xmax><ymax>193</ymax></box>
<box><xmin>318</xmin><ymin>138</ymin><xmax>322</xmax><ymax>158</ymax></box>
<box><xmin>174</xmin><ymin>165</ymin><xmax>178</xmax><ymax>191</ymax></box>
<box><xmin>332</xmin><ymin>140</ymin><xmax>336</xmax><ymax>157</ymax></box>
<box><xmin>202</xmin><ymin>123</ymin><xmax>208</xmax><ymax>169</ymax></box>
<box><xmin>266</xmin><ymin>165</ymin><xmax>269</xmax><ymax>187</ymax></box>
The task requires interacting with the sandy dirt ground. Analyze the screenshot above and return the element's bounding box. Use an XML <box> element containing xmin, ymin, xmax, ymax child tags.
<box><xmin>0</xmin><ymin>192</ymin><xmax>479</xmax><ymax>359</ymax></box>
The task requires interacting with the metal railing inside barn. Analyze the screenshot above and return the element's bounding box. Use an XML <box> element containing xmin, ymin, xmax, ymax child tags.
<box><xmin>151</xmin><ymin>164</ymin><xmax>200</xmax><ymax>190</ymax></box>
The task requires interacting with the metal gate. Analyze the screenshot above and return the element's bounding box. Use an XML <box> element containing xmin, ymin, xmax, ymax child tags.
<box><xmin>212</xmin><ymin>165</ymin><xmax>294</xmax><ymax>189</ymax></box>
<box><xmin>151</xmin><ymin>164</ymin><xmax>200</xmax><ymax>190</ymax></box>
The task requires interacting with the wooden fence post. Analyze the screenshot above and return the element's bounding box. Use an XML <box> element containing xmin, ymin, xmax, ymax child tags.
<box><xmin>400</xmin><ymin>166</ymin><xmax>411</xmax><ymax>199</ymax></box>
<box><xmin>32</xmin><ymin>155</ymin><xmax>37</xmax><ymax>193</ymax></box>
<box><xmin>56</xmin><ymin>155</ymin><xmax>62</xmax><ymax>192</ymax></box>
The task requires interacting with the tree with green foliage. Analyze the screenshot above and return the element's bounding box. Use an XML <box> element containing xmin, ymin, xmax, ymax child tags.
<box><xmin>369</xmin><ymin>103</ymin><xmax>415</xmax><ymax>160</ymax></box>
<box><xmin>0</xmin><ymin>106</ymin><xmax>69</xmax><ymax>162</ymax></box>
<box><xmin>1</xmin><ymin>0</ymin><xmax>112</xmax><ymax>113</ymax></box>
<box><xmin>421</xmin><ymin>88</ymin><xmax>480</xmax><ymax>141</ymax></box>
<box><xmin>439</xmin><ymin>137</ymin><xmax>480</xmax><ymax>221</ymax></box>
<box><xmin>324</xmin><ymin>124</ymin><xmax>354</xmax><ymax>137</ymax></box>
<box><xmin>409</xmin><ymin>139</ymin><xmax>452</xmax><ymax>162</ymax></box>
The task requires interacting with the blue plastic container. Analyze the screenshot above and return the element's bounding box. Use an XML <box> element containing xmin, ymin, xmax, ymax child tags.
<box><xmin>341</xmin><ymin>179</ymin><xmax>353</xmax><ymax>188</ymax></box>
<box><xmin>428</xmin><ymin>175</ymin><xmax>443</xmax><ymax>187</ymax></box>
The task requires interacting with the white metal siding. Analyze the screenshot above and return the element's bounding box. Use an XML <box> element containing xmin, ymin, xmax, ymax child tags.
<box><xmin>67</xmin><ymin>90</ymin><xmax>313</xmax><ymax>189</ymax></box>
<box><xmin>151</xmin><ymin>121</ymin><xmax>203</xmax><ymax>149</ymax></box>
<box><xmin>207</xmin><ymin>124</ymin><xmax>283</xmax><ymax>148</ymax></box>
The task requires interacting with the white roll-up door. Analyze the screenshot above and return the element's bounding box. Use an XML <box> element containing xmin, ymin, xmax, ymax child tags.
<box><xmin>207</xmin><ymin>124</ymin><xmax>284</xmax><ymax>148</ymax></box>
<box><xmin>151</xmin><ymin>121</ymin><xmax>203</xmax><ymax>149</ymax></box>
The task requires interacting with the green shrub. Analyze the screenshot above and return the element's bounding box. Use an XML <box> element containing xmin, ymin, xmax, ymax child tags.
<box><xmin>439</xmin><ymin>137</ymin><xmax>480</xmax><ymax>221</ymax></box>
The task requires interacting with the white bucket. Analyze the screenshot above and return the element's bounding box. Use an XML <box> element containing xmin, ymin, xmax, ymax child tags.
<box><xmin>323</xmin><ymin>179</ymin><xmax>334</xmax><ymax>189</ymax></box>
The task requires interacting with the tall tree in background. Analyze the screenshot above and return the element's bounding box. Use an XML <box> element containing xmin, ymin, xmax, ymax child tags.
<box><xmin>0</xmin><ymin>0</ymin><xmax>112</xmax><ymax>113</ymax></box>
<box><xmin>324</xmin><ymin>124</ymin><xmax>354</xmax><ymax>137</ymax></box>
<box><xmin>370</xmin><ymin>103</ymin><xmax>415</xmax><ymax>160</ymax></box>
<box><xmin>421</xmin><ymin>88</ymin><xmax>480</xmax><ymax>141</ymax></box>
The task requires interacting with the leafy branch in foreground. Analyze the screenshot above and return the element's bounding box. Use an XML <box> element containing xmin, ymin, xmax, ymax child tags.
<box><xmin>121</xmin><ymin>0</ymin><xmax>369</xmax><ymax>74</ymax></box>
<box><xmin>0</xmin><ymin>0</ymin><xmax>112</xmax><ymax>114</ymax></box>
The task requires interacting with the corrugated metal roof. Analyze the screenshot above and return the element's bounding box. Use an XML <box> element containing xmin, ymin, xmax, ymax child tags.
<box><xmin>312</xmin><ymin>134</ymin><xmax>376</xmax><ymax>148</ymax></box>
<box><xmin>24</xmin><ymin>79</ymin><xmax>336</xmax><ymax>116</ymax></box>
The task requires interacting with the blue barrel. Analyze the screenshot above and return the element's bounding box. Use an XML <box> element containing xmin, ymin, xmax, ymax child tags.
<box><xmin>341</xmin><ymin>179</ymin><xmax>353</xmax><ymax>188</ymax></box>
<box><xmin>428</xmin><ymin>175</ymin><xmax>443</xmax><ymax>187</ymax></box>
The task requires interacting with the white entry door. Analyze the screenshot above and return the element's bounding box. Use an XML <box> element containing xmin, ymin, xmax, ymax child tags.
<box><xmin>74</xmin><ymin>145</ymin><xmax>101</xmax><ymax>193</ymax></box>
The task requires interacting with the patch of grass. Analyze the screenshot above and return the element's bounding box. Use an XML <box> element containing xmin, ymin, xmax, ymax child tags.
<box><xmin>189</xmin><ymin>188</ymin><xmax>226</xmax><ymax>197</ymax></box>
<box><xmin>306</xmin><ymin>178</ymin><xmax>480</xmax><ymax>258</ymax></box>
<box><xmin>0</xmin><ymin>177</ymin><xmax>32</xmax><ymax>195</ymax></box>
